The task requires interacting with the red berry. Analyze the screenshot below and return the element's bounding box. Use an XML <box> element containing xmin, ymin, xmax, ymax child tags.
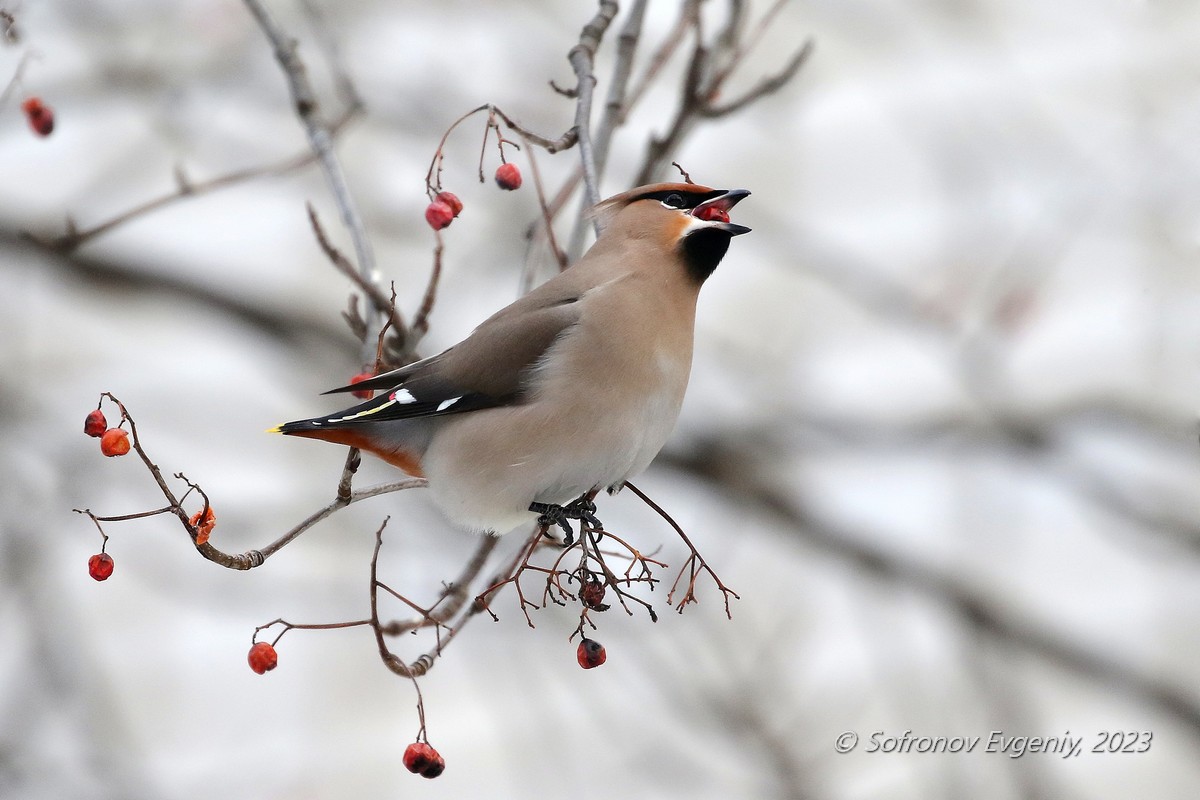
<box><xmin>349</xmin><ymin>371</ymin><xmax>375</xmax><ymax>400</ymax></box>
<box><xmin>425</xmin><ymin>200</ymin><xmax>454</xmax><ymax>231</ymax></box>
<box><xmin>84</xmin><ymin>408</ymin><xmax>108</xmax><ymax>438</ymax></box>
<box><xmin>403</xmin><ymin>742</ymin><xmax>445</xmax><ymax>779</ymax></box>
<box><xmin>421</xmin><ymin>754</ymin><xmax>445</xmax><ymax>779</ymax></box>
<box><xmin>693</xmin><ymin>204</ymin><xmax>730</xmax><ymax>223</ymax></box>
<box><xmin>21</xmin><ymin>97</ymin><xmax>54</xmax><ymax>137</ymax></box>
<box><xmin>435</xmin><ymin>191</ymin><xmax>463</xmax><ymax>217</ymax></box>
<box><xmin>494</xmin><ymin>162</ymin><xmax>522</xmax><ymax>191</ymax></box>
<box><xmin>88</xmin><ymin>552</ymin><xmax>115</xmax><ymax>581</ymax></box>
<box><xmin>247</xmin><ymin>642</ymin><xmax>278</xmax><ymax>674</ymax></box>
<box><xmin>576</xmin><ymin>638</ymin><xmax>606</xmax><ymax>669</ymax></box>
<box><xmin>99</xmin><ymin>428</ymin><xmax>130</xmax><ymax>457</ymax></box>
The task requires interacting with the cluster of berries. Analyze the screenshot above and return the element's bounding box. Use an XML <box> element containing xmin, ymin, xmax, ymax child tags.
<box><xmin>84</xmin><ymin>408</ymin><xmax>128</xmax><ymax>457</ymax></box>
<box><xmin>82</xmin><ymin>409</ymin><xmax>128</xmax><ymax>581</ymax></box>
<box><xmin>424</xmin><ymin>163</ymin><xmax>522</xmax><ymax>231</ymax></box>
<box><xmin>403</xmin><ymin>742</ymin><xmax>446</xmax><ymax>779</ymax></box>
<box><xmin>81</xmin><ymin>406</ymin><xmax>216</xmax><ymax>580</ymax></box>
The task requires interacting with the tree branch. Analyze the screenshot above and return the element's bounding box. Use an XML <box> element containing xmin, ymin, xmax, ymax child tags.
<box><xmin>36</xmin><ymin>107</ymin><xmax>360</xmax><ymax>253</ymax></box>
<box><xmin>243</xmin><ymin>0</ymin><xmax>382</xmax><ymax>366</ymax></box>
<box><xmin>662</xmin><ymin>437</ymin><xmax>1200</xmax><ymax>736</ymax></box>
<box><xmin>567</xmin><ymin>0</ymin><xmax>619</xmax><ymax>221</ymax></box>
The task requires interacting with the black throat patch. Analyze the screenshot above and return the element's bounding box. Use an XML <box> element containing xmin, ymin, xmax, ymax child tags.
<box><xmin>682</xmin><ymin>227</ymin><xmax>734</xmax><ymax>284</ymax></box>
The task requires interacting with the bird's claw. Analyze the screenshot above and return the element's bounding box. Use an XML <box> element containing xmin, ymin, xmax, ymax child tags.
<box><xmin>529</xmin><ymin>496</ymin><xmax>603</xmax><ymax>547</ymax></box>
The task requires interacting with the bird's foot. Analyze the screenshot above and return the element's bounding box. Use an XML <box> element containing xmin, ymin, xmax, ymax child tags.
<box><xmin>529</xmin><ymin>495</ymin><xmax>603</xmax><ymax>547</ymax></box>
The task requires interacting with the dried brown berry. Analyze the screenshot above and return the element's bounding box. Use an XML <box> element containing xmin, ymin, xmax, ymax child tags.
<box><xmin>577</xmin><ymin>638</ymin><xmax>606</xmax><ymax>669</ymax></box>
<box><xmin>435</xmin><ymin>191</ymin><xmax>463</xmax><ymax>217</ymax></box>
<box><xmin>403</xmin><ymin>742</ymin><xmax>445</xmax><ymax>778</ymax></box>
<box><xmin>84</xmin><ymin>408</ymin><xmax>108</xmax><ymax>438</ymax></box>
<box><xmin>247</xmin><ymin>642</ymin><xmax>278</xmax><ymax>674</ymax></box>
<box><xmin>494</xmin><ymin>162</ymin><xmax>522</xmax><ymax>191</ymax></box>
<box><xmin>88</xmin><ymin>552</ymin><xmax>114</xmax><ymax>581</ymax></box>
<box><xmin>99</xmin><ymin>428</ymin><xmax>130</xmax><ymax>457</ymax></box>
<box><xmin>580</xmin><ymin>578</ymin><xmax>608</xmax><ymax>610</ymax></box>
<box><xmin>425</xmin><ymin>200</ymin><xmax>454</xmax><ymax>230</ymax></box>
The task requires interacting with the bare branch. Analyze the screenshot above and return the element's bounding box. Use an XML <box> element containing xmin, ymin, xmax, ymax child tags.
<box><xmin>82</xmin><ymin>393</ymin><xmax>426</xmax><ymax>571</ymax></box>
<box><xmin>591</xmin><ymin>0</ymin><xmax>642</xmax><ymax>187</ymax></box>
<box><xmin>567</xmin><ymin>1</ymin><xmax>618</xmax><ymax>225</ymax></box>
<box><xmin>664</xmin><ymin>436</ymin><xmax>1200</xmax><ymax>735</ymax></box>
<box><xmin>306</xmin><ymin>203</ymin><xmax>410</xmax><ymax>354</ymax></box>
<box><xmin>518</xmin><ymin>139</ymin><xmax>568</xmax><ymax>294</ymax></box>
<box><xmin>702</xmin><ymin>38</ymin><xmax>814</xmax><ymax>118</ymax></box>
<box><xmin>634</xmin><ymin>3</ymin><xmax>813</xmax><ymax>184</ymax></box>
<box><xmin>565</xmin><ymin>0</ymin><xmax>648</xmax><ymax>260</ymax></box>
<box><xmin>38</xmin><ymin>107</ymin><xmax>360</xmax><ymax>253</ymax></box>
<box><xmin>243</xmin><ymin>0</ymin><xmax>382</xmax><ymax>365</ymax></box>
<box><xmin>410</xmin><ymin>232</ymin><xmax>443</xmax><ymax>345</ymax></box>
<box><xmin>625</xmin><ymin>480</ymin><xmax>739</xmax><ymax>617</ymax></box>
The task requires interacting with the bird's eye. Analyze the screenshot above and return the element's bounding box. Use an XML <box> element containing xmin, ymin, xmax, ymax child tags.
<box><xmin>660</xmin><ymin>193</ymin><xmax>685</xmax><ymax>209</ymax></box>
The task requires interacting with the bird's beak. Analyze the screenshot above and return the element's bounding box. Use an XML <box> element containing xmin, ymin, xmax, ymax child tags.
<box><xmin>691</xmin><ymin>189</ymin><xmax>751</xmax><ymax>235</ymax></box>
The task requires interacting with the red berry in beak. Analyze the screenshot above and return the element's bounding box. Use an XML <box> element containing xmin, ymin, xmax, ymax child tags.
<box><xmin>494</xmin><ymin>163</ymin><xmax>522</xmax><ymax>191</ymax></box>
<box><xmin>692</xmin><ymin>204</ymin><xmax>730</xmax><ymax>223</ymax></box>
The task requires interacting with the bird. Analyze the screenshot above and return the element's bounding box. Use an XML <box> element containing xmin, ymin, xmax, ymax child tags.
<box><xmin>271</xmin><ymin>181</ymin><xmax>750</xmax><ymax>539</ymax></box>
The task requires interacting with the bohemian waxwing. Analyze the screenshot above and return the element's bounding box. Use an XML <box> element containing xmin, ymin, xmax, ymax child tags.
<box><xmin>272</xmin><ymin>182</ymin><xmax>750</xmax><ymax>535</ymax></box>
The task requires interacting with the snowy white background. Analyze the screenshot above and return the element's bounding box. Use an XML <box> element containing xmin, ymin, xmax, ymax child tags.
<box><xmin>3</xmin><ymin>1</ymin><xmax>1200</xmax><ymax>798</ymax></box>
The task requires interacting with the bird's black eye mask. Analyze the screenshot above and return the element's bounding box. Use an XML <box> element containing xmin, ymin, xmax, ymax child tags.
<box><xmin>636</xmin><ymin>188</ymin><xmax>727</xmax><ymax>210</ymax></box>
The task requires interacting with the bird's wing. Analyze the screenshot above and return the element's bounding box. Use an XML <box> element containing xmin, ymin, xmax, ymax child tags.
<box><xmin>298</xmin><ymin>288</ymin><xmax>584</xmax><ymax>427</ymax></box>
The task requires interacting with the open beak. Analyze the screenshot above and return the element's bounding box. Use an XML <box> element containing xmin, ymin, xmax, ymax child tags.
<box><xmin>691</xmin><ymin>189</ymin><xmax>751</xmax><ymax>235</ymax></box>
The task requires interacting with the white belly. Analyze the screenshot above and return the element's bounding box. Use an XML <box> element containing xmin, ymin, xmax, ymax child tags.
<box><xmin>421</xmin><ymin>366</ymin><xmax>686</xmax><ymax>534</ymax></box>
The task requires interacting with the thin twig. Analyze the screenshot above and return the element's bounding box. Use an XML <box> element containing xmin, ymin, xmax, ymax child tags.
<box><xmin>410</xmin><ymin>232</ymin><xmax>443</xmax><ymax>344</ymax></box>
<box><xmin>368</xmin><ymin>522</ymin><xmax>503</xmax><ymax>678</ymax></box>
<box><xmin>634</xmin><ymin>2</ymin><xmax>814</xmax><ymax>184</ymax></box>
<box><xmin>243</xmin><ymin>0</ymin><xmax>381</xmax><ymax>366</ymax></box>
<box><xmin>518</xmin><ymin>140</ymin><xmax>568</xmax><ymax>294</ymax></box>
<box><xmin>475</xmin><ymin>526</ymin><xmax>549</xmax><ymax>627</ymax></box>
<box><xmin>624</xmin><ymin>480</ymin><xmax>740</xmax><ymax>617</ymax></box>
<box><xmin>566</xmin><ymin>0</ymin><xmax>618</xmax><ymax>230</ymax></box>
<box><xmin>0</xmin><ymin>51</ymin><xmax>34</xmax><ymax>108</ymax></box>
<box><xmin>40</xmin><ymin>107</ymin><xmax>360</xmax><ymax>252</ymax></box>
<box><xmin>298</xmin><ymin>0</ymin><xmax>362</xmax><ymax>110</ymax></box>
<box><xmin>306</xmin><ymin>203</ymin><xmax>409</xmax><ymax>350</ymax></box>
<box><xmin>86</xmin><ymin>391</ymin><xmax>426</xmax><ymax>570</ymax></box>
<box><xmin>565</xmin><ymin>0</ymin><xmax>648</xmax><ymax>260</ymax></box>
<box><xmin>702</xmin><ymin>38</ymin><xmax>814</xmax><ymax>118</ymax></box>
<box><xmin>255</xmin><ymin>616</ymin><xmax>375</xmax><ymax>648</ymax></box>
<box><xmin>379</xmin><ymin>534</ymin><xmax>500</xmax><ymax>635</ymax></box>
<box><xmin>592</xmin><ymin>0</ymin><xmax>649</xmax><ymax>179</ymax></box>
